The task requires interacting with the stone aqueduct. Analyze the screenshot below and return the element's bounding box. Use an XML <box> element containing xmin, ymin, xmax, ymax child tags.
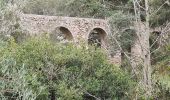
<box><xmin>19</xmin><ymin>14</ymin><xmax>111</xmax><ymax>47</ymax></box>
<box><xmin>19</xmin><ymin>14</ymin><xmax>162</xmax><ymax>65</ymax></box>
<box><xmin>19</xmin><ymin>14</ymin><xmax>130</xmax><ymax>64</ymax></box>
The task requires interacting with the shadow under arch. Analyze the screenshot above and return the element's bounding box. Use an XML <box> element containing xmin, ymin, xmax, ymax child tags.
<box><xmin>50</xmin><ymin>26</ymin><xmax>73</xmax><ymax>42</ymax></box>
<box><xmin>149</xmin><ymin>31</ymin><xmax>161</xmax><ymax>64</ymax></box>
<box><xmin>150</xmin><ymin>31</ymin><xmax>161</xmax><ymax>48</ymax></box>
<box><xmin>88</xmin><ymin>28</ymin><xmax>107</xmax><ymax>47</ymax></box>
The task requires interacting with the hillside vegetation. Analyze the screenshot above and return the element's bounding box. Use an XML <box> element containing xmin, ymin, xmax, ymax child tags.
<box><xmin>0</xmin><ymin>0</ymin><xmax>170</xmax><ymax>99</ymax></box>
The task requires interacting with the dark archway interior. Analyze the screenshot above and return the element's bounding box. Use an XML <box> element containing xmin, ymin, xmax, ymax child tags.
<box><xmin>50</xmin><ymin>27</ymin><xmax>73</xmax><ymax>42</ymax></box>
<box><xmin>150</xmin><ymin>31</ymin><xmax>161</xmax><ymax>65</ymax></box>
<box><xmin>149</xmin><ymin>31</ymin><xmax>161</xmax><ymax>48</ymax></box>
<box><xmin>120</xmin><ymin>29</ymin><xmax>136</xmax><ymax>53</ymax></box>
<box><xmin>120</xmin><ymin>29</ymin><xmax>136</xmax><ymax>68</ymax></box>
<box><xmin>59</xmin><ymin>27</ymin><xmax>73</xmax><ymax>40</ymax></box>
<box><xmin>88</xmin><ymin>28</ymin><xmax>106</xmax><ymax>47</ymax></box>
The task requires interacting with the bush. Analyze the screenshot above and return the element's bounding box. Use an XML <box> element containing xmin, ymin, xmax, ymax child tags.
<box><xmin>152</xmin><ymin>45</ymin><xmax>170</xmax><ymax>99</ymax></box>
<box><xmin>0</xmin><ymin>36</ymin><xmax>134</xmax><ymax>100</ymax></box>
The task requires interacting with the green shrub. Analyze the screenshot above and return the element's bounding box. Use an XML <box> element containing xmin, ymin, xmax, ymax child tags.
<box><xmin>0</xmin><ymin>36</ymin><xmax>134</xmax><ymax>100</ymax></box>
<box><xmin>152</xmin><ymin>45</ymin><xmax>170</xmax><ymax>99</ymax></box>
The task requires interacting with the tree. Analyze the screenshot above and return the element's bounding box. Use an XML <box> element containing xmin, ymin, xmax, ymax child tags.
<box><xmin>132</xmin><ymin>0</ymin><xmax>152</xmax><ymax>98</ymax></box>
<box><xmin>131</xmin><ymin>0</ymin><xmax>170</xmax><ymax>98</ymax></box>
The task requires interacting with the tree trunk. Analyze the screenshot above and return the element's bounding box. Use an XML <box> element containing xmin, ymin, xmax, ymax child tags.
<box><xmin>132</xmin><ymin>0</ymin><xmax>152</xmax><ymax>98</ymax></box>
<box><xmin>143</xmin><ymin>0</ymin><xmax>152</xmax><ymax>97</ymax></box>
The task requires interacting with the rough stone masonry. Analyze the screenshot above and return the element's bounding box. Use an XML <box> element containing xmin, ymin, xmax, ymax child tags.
<box><xmin>19</xmin><ymin>14</ymin><xmax>121</xmax><ymax>65</ymax></box>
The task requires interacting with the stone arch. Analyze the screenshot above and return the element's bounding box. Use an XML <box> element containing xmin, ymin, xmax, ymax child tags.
<box><xmin>121</xmin><ymin>29</ymin><xmax>137</xmax><ymax>53</ymax></box>
<box><xmin>88</xmin><ymin>28</ymin><xmax>107</xmax><ymax>47</ymax></box>
<box><xmin>50</xmin><ymin>26</ymin><xmax>73</xmax><ymax>42</ymax></box>
<box><xmin>120</xmin><ymin>29</ymin><xmax>137</xmax><ymax>67</ymax></box>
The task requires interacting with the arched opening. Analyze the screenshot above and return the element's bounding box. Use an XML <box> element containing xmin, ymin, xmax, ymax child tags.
<box><xmin>50</xmin><ymin>27</ymin><xmax>73</xmax><ymax>42</ymax></box>
<box><xmin>149</xmin><ymin>31</ymin><xmax>161</xmax><ymax>49</ymax></box>
<box><xmin>120</xmin><ymin>29</ymin><xmax>137</xmax><ymax>53</ymax></box>
<box><xmin>88</xmin><ymin>28</ymin><xmax>106</xmax><ymax>48</ymax></box>
<box><xmin>120</xmin><ymin>29</ymin><xmax>137</xmax><ymax>69</ymax></box>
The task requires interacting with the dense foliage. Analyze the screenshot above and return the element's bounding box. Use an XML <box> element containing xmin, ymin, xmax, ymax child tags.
<box><xmin>0</xmin><ymin>0</ymin><xmax>170</xmax><ymax>99</ymax></box>
<box><xmin>23</xmin><ymin>0</ymin><xmax>131</xmax><ymax>18</ymax></box>
<box><xmin>0</xmin><ymin>37</ymin><xmax>134</xmax><ymax>100</ymax></box>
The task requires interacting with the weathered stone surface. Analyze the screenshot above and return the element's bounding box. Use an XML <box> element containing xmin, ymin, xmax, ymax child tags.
<box><xmin>19</xmin><ymin>14</ymin><xmax>121</xmax><ymax>65</ymax></box>
<box><xmin>19</xmin><ymin>14</ymin><xmax>110</xmax><ymax>42</ymax></box>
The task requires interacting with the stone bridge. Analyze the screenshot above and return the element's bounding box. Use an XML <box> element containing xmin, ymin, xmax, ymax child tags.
<box><xmin>19</xmin><ymin>14</ymin><xmax>164</xmax><ymax>65</ymax></box>
<box><xmin>19</xmin><ymin>14</ymin><xmax>121</xmax><ymax>65</ymax></box>
<box><xmin>19</xmin><ymin>14</ymin><xmax>111</xmax><ymax>47</ymax></box>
